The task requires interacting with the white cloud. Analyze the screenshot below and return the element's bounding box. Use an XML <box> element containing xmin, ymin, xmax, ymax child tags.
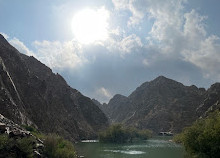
<box><xmin>112</xmin><ymin>0</ymin><xmax>129</xmax><ymax>10</ymax></box>
<box><xmin>183</xmin><ymin>10</ymin><xmax>207</xmax><ymax>40</ymax></box>
<box><xmin>153</xmin><ymin>8</ymin><xmax>220</xmax><ymax>80</ymax></box>
<box><xmin>1</xmin><ymin>34</ymin><xmax>86</xmax><ymax>71</ymax></box>
<box><xmin>142</xmin><ymin>58</ymin><xmax>150</xmax><ymax>66</ymax></box>
<box><xmin>120</xmin><ymin>34</ymin><xmax>143</xmax><ymax>53</ymax></box>
<box><xmin>95</xmin><ymin>87</ymin><xmax>113</xmax><ymax>103</ymax></box>
<box><xmin>9</xmin><ymin>38</ymin><xmax>35</xmax><ymax>56</ymax></box>
<box><xmin>112</xmin><ymin>0</ymin><xmax>145</xmax><ymax>26</ymax></box>
<box><xmin>150</xmin><ymin>5</ymin><xmax>220</xmax><ymax>80</ymax></box>
<box><xmin>112</xmin><ymin>0</ymin><xmax>220</xmax><ymax>80</ymax></box>
<box><xmin>109</xmin><ymin>27</ymin><xmax>121</xmax><ymax>36</ymax></box>
<box><xmin>32</xmin><ymin>40</ymin><xmax>86</xmax><ymax>70</ymax></box>
<box><xmin>107</xmin><ymin>34</ymin><xmax>143</xmax><ymax>54</ymax></box>
<box><xmin>1</xmin><ymin>33</ymin><xmax>34</xmax><ymax>56</ymax></box>
<box><xmin>182</xmin><ymin>35</ymin><xmax>220</xmax><ymax>79</ymax></box>
<box><xmin>112</xmin><ymin>0</ymin><xmax>186</xmax><ymax>26</ymax></box>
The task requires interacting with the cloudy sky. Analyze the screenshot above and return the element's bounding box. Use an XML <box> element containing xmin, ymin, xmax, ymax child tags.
<box><xmin>1</xmin><ymin>0</ymin><xmax>220</xmax><ymax>103</ymax></box>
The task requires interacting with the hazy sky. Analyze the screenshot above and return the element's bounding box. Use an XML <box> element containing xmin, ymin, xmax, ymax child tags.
<box><xmin>1</xmin><ymin>0</ymin><xmax>220</xmax><ymax>103</ymax></box>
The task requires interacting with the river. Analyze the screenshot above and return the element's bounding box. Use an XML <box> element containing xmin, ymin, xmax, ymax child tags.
<box><xmin>75</xmin><ymin>137</ymin><xmax>187</xmax><ymax>158</ymax></box>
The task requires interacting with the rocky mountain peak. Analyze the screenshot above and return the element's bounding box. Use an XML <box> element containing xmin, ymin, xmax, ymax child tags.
<box><xmin>109</xmin><ymin>94</ymin><xmax>127</xmax><ymax>103</ymax></box>
<box><xmin>150</xmin><ymin>76</ymin><xmax>183</xmax><ymax>87</ymax></box>
<box><xmin>154</xmin><ymin>75</ymin><xmax>168</xmax><ymax>81</ymax></box>
<box><xmin>92</xmin><ymin>98</ymin><xmax>102</xmax><ymax>106</ymax></box>
<box><xmin>209</xmin><ymin>83</ymin><xmax>220</xmax><ymax>92</ymax></box>
<box><xmin>129</xmin><ymin>76</ymin><xmax>186</xmax><ymax>101</ymax></box>
<box><xmin>0</xmin><ymin>34</ymin><xmax>10</xmax><ymax>47</ymax></box>
<box><xmin>0</xmin><ymin>34</ymin><xmax>6</xmax><ymax>41</ymax></box>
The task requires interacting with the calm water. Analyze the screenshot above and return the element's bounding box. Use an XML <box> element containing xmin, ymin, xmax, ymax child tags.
<box><xmin>75</xmin><ymin>137</ymin><xmax>186</xmax><ymax>158</ymax></box>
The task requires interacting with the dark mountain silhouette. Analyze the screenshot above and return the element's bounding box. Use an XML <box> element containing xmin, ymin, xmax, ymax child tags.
<box><xmin>0</xmin><ymin>34</ymin><xmax>108</xmax><ymax>141</ymax></box>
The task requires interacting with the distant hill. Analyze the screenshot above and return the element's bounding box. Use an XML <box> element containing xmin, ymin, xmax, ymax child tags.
<box><xmin>0</xmin><ymin>34</ymin><xmax>108</xmax><ymax>141</ymax></box>
<box><xmin>100</xmin><ymin>76</ymin><xmax>220</xmax><ymax>134</ymax></box>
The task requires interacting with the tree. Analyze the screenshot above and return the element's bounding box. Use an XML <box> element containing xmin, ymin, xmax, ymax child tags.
<box><xmin>99</xmin><ymin>124</ymin><xmax>152</xmax><ymax>143</ymax></box>
<box><xmin>174</xmin><ymin>110</ymin><xmax>220</xmax><ymax>158</ymax></box>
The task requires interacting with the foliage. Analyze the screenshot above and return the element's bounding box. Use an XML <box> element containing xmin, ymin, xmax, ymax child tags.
<box><xmin>99</xmin><ymin>124</ymin><xmax>127</xmax><ymax>143</ymax></box>
<box><xmin>0</xmin><ymin>134</ymin><xmax>34</xmax><ymax>158</ymax></box>
<box><xmin>0</xmin><ymin>127</ymin><xmax>77</xmax><ymax>158</ymax></box>
<box><xmin>21</xmin><ymin>124</ymin><xmax>37</xmax><ymax>133</ymax></box>
<box><xmin>136</xmin><ymin>129</ymin><xmax>152</xmax><ymax>140</ymax></box>
<box><xmin>99</xmin><ymin>124</ymin><xmax>152</xmax><ymax>143</ymax></box>
<box><xmin>22</xmin><ymin>124</ymin><xmax>77</xmax><ymax>158</ymax></box>
<box><xmin>43</xmin><ymin>134</ymin><xmax>77</xmax><ymax>158</ymax></box>
<box><xmin>21</xmin><ymin>124</ymin><xmax>44</xmax><ymax>138</ymax></box>
<box><xmin>174</xmin><ymin>110</ymin><xmax>220</xmax><ymax>158</ymax></box>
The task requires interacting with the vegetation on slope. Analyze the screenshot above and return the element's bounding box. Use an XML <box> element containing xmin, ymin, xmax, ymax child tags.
<box><xmin>99</xmin><ymin>124</ymin><xmax>152</xmax><ymax>143</ymax></box>
<box><xmin>0</xmin><ymin>134</ymin><xmax>35</xmax><ymax>158</ymax></box>
<box><xmin>43</xmin><ymin>134</ymin><xmax>76</xmax><ymax>158</ymax></box>
<box><xmin>0</xmin><ymin>125</ymin><xmax>77</xmax><ymax>158</ymax></box>
<box><xmin>174</xmin><ymin>110</ymin><xmax>220</xmax><ymax>158</ymax></box>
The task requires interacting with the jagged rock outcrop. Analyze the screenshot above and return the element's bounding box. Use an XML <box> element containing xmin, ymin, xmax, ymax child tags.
<box><xmin>92</xmin><ymin>99</ymin><xmax>103</xmax><ymax>111</ymax></box>
<box><xmin>103</xmin><ymin>76</ymin><xmax>216</xmax><ymax>134</ymax></box>
<box><xmin>0</xmin><ymin>34</ymin><xmax>108</xmax><ymax>141</ymax></box>
<box><xmin>0</xmin><ymin>114</ymin><xmax>44</xmax><ymax>157</ymax></box>
<box><xmin>196</xmin><ymin>83</ymin><xmax>220</xmax><ymax>117</ymax></box>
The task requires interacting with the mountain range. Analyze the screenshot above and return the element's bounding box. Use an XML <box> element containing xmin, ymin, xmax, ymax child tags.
<box><xmin>95</xmin><ymin>76</ymin><xmax>220</xmax><ymax>134</ymax></box>
<box><xmin>0</xmin><ymin>34</ymin><xmax>108</xmax><ymax>142</ymax></box>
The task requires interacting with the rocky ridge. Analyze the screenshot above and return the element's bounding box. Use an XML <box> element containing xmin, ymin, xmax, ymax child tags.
<box><xmin>101</xmin><ymin>76</ymin><xmax>220</xmax><ymax>134</ymax></box>
<box><xmin>196</xmin><ymin>83</ymin><xmax>220</xmax><ymax>117</ymax></box>
<box><xmin>0</xmin><ymin>34</ymin><xmax>108</xmax><ymax>141</ymax></box>
<box><xmin>0</xmin><ymin>114</ymin><xmax>44</xmax><ymax>157</ymax></box>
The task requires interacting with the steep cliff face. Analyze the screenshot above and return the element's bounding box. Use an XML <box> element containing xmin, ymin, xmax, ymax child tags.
<box><xmin>104</xmin><ymin>76</ymin><xmax>210</xmax><ymax>133</ymax></box>
<box><xmin>196</xmin><ymin>83</ymin><xmax>220</xmax><ymax>117</ymax></box>
<box><xmin>0</xmin><ymin>34</ymin><xmax>108</xmax><ymax>141</ymax></box>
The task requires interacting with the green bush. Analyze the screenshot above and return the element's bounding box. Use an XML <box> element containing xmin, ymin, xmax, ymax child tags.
<box><xmin>43</xmin><ymin>134</ymin><xmax>77</xmax><ymax>158</ymax></box>
<box><xmin>136</xmin><ymin>129</ymin><xmax>152</xmax><ymax>140</ymax></box>
<box><xmin>21</xmin><ymin>124</ymin><xmax>43</xmax><ymax>138</ymax></box>
<box><xmin>0</xmin><ymin>132</ymin><xmax>77</xmax><ymax>158</ymax></box>
<box><xmin>0</xmin><ymin>134</ymin><xmax>34</xmax><ymax>158</ymax></box>
<box><xmin>0</xmin><ymin>134</ymin><xmax>8</xmax><ymax>150</ymax></box>
<box><xmin>99</xmin><ymin>124</ymin><xmax>152</xmax><ymax>143</ymax></box>
<box><xmin>21</xmin><ymin>125</ymin><xmax>37</xmax><ymax>133</ymax></box>
<box><xmin>174</xmin><ymin>110</ymin><xmax>220</xmax><ymax>158</ymax></box>
<box><xmin>99</xmin><ymin>124</ymin><xmax>128</xmax><ymax>143</ymax></box>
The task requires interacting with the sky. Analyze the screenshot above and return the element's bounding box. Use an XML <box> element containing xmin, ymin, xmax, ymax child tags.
<box><xmin>0</xmin><ymin>0</ymin><xmax>220</xmax><ymax>103</ymax></box>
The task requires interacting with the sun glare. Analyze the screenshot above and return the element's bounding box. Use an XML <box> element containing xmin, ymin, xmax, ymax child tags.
<box><xmin>72</xmin><ymin>7</ymin><xmax>109</xmax><ymax>44</ymax></box>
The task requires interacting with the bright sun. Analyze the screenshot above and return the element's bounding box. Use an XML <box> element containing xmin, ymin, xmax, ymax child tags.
<box><xmin>72</xmin><ymin>7</ymin><xmax>109</xmax><ymax>44</ymax></box>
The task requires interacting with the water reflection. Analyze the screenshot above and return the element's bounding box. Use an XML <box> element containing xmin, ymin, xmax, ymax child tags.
<box><xmin>76</xmin><ymin>137</ymin><xmax>185</xmax><ymax>158</ymax></box>
<box><xmin>104</xmin><ymin>150</ymin><xmax>146</xmax><ymax>155</ymax></box>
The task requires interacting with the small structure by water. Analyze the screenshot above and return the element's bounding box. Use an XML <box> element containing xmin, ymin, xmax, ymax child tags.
<box><xmin>81</xmin><ymin>140</ymin><xmax>99</xmax><ymax>143</ymax></box>
<box><xmin>158</xmin><ymin>132</ymin><xmax>173</xmax><ymax>136</ymax></box>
